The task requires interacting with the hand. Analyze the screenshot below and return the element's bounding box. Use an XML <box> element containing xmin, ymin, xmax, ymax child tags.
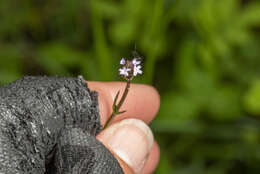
<box><xmin>88</xmin><ymin>81</ymin><xmax>160</xmax><ymax>174</ymax></box>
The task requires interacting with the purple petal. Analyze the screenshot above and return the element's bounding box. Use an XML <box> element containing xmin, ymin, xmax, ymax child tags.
<box><xmin>120</xmin><ymin>58</ymin><xmax>126</xmax><ymax>65</ymax></box>
<box><xmin>133</xmin><ymin>65</ymin><xmax>142</xmax><ymax>76</ymax></box>
<box><xmin>119</xmin><ymin>67</ymin><xmax>131</xmax><ymax>76</ymax></box>
<box><xmin>132</xmin><ymin>58</ymin><xmax>141</xmax><ymax>66</ymax></box>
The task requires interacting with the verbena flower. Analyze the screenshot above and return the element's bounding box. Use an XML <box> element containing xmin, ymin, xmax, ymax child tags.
<box><xmin>132</xmin><ymin>58</ymin><xmax>141</xmax><ymax>66</ymax></box>
<box><xmin>119</xmin><ymin>57</ymin><xmax>142</xmax><ymax>80</ymax></box>
<box><xmin>104</xmin><ymin>53</ymin><xmax>143</xmax><ymax>129</ymax></box>
<box><xmin>120</xmin><ymin>58</ymin><xmax>126</xmax><ymax>65</ymax></box>
<box><xmin>133</xmin><ymin>65</ymin><xmax>142</xmax><ymax>76</ymax></box>
<box><xmin>119</xmin><ymin>67</ymin><xmax>131</xmax><ymax>77</ymax></box>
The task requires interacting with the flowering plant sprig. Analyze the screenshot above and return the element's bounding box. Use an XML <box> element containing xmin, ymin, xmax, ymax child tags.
<box><xmin>103</xmin><ymin>56</ymin><xmax>142</xmax><ymax>129</ymax></box>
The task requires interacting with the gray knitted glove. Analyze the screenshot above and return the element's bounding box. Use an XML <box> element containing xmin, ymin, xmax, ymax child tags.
<box><xmin>0</xmin><ymin>76</ymin><xmax>123</xmax><ymax>174</ymax></box>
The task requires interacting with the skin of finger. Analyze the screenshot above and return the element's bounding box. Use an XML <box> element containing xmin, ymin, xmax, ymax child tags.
<box><xmin>87</xmin><ymin>81</ymin><xmax>160</xmax><ymax>126</ymax></box>
<box><xmin>115</xmin><ymin>153</ymin><xmax>136</xmax><ymax>174</ymax></box>
<box><xmin>109</xmin><ymin>143</ymin><xmax>160</xmax><ymax>174</ymax></box>
<box><xmin>97</xmin><ymin>137</ymin><xmax>160</xmax><ymax>174</ymax></box>
<box><xmin>87</xmin><ymin>81</ymin><xmax>111</xmax><ymax>125</ymax></box>
<box><xmin>141</xmin><ymin>141</ymin><xmax>160</xmax><ymax>174</ymax></box>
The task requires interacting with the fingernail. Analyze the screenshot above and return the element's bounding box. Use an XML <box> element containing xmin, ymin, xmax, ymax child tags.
<box><xmin>98</xmin><ymin>119</ymin><xmax>154</xmax><ymax>174</ymax></box>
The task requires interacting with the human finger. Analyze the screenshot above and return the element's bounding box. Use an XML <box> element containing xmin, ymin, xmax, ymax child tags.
<box><xmin>87</xmin><ymin>81</ymin><xmax>160</xmax><ymax>126</ymax></box>
<box><xmin>141</xmin><ymin>141</ymin><xmax>160</xmax><ymax>174</ymax></box>
<box><xmin>97</xmin><ymin>118</ymin><xmax>155</xmax><ymax>174</ymax></box>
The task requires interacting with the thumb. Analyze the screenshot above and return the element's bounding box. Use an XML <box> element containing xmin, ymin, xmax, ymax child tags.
<box><xmin>97</xmin><ymin>119</ymin><xmax>154</xmax><ymax>174</ymax></box>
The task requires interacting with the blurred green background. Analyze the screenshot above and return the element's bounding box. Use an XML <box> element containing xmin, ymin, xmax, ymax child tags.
<box><xmin>1</xmin><ymin>0</ymin><xmax>260</xmax><ymax>173</ymax></box>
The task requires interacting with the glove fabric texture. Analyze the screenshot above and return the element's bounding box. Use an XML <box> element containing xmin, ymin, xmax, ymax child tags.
<box><xmin>0</xmin><ymin>76</ymin><xmax>123</xmax><ymax>174</ymax></box>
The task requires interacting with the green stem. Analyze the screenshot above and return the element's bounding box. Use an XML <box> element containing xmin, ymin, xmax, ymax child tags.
<box><xmin>104</xmin><ymin>112</ymin><xmax>115</xmax><ymax>129</ymax></box>
<box><xmin>103</xmin><ymin>80</ymin><xmax>131</xmax><ymax>129</ymax></box>
<box><xmin>117</xmin><ymin>80</ymin><xmax>131</xmax><ymax>110</ymax></box>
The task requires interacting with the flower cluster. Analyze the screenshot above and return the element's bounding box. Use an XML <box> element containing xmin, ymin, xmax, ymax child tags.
<box><xmin>104</xmin><ymin>54</ymin><xmax>143</xmax><ymax>129</ymax></box>
<box><xmin>119</xmin><ymin>57</ymin><xmax>142</xmax><ymax>80</ymax></box>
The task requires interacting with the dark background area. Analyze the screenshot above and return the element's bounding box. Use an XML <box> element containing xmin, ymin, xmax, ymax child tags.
<box><xmin>1</xmin><ymin>0</ymin><xmax>260</xmax><ymax>173</ymax></box>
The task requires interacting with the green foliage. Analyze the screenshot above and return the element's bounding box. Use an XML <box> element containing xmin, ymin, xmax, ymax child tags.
<box><xmin>244</xmin><ymin>80</ymin><xmax>260</xmax><ymax>115</ymax></box>
<box><xmin>1</xmin><ymin>0</ymin><xmax>260</xmax><ymax>173</ymax></box>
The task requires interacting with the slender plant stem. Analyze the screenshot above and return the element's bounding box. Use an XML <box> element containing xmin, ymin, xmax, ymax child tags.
<box><xmin>103</xmin><ymin>80</ymin><xmax>131</xmax><ymax>129</ymax></box>
<box><xmin>104</xmin><ymin>113</ymin><xmax>115</xmax><ymax>129</ymax></box>
<box><xmin>117</xmin><ymin>80</ymin><xmax>130</xmax><ymax>109</ymax></box>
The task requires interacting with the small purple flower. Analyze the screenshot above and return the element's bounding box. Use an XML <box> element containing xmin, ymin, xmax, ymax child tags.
<box><xmin>120</xmin><ymin>58</ymin><xmax>126</xmax><ymax>65</ymax></box>
<box><xmin>119</xmin><ymin>67</ymin><xmax>131</xmax><ymax>77</ymax></box>
<box><xmin>105</xmin><ymin>52</ymin><xmax>144</xmax><ymax>129</ymax></box>
<box><xmin>132</xmin><ymin>58</ymin><xmax>141</xmax><ymax>66</ymax></box>
<box><xmin>118</xmin><ymin>55</ymin><xmax>143</xmax><ymax>80</ymax></box>
<box><xmin>133</xmin><ymin>65</ymin><xmax>142</xmax><ymax>76</ymax></box>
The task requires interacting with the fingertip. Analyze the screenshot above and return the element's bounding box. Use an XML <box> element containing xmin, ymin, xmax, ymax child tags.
<box><xmin>87</xmin><ymin>81</ymin><xmax>161</xmax><ymax>125</ymax></box>
<box><xmin>141</xmin><ymin>141</ymin><xmax>160</xmax><ymax>174</ymax></box>
<box><xmin>143</xmin><ymin>85</ymin><xmax>160</xmax><ymax>120</ymax></box>
<box><xmin>123</xmin><ymin>83</ymin><xmax>160</xmax><ymax>123</ymax></box>
<box><xmin>97</xmin><ymin>119</ymin><xmax>154</xmax><ymax>174</ymax></box>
